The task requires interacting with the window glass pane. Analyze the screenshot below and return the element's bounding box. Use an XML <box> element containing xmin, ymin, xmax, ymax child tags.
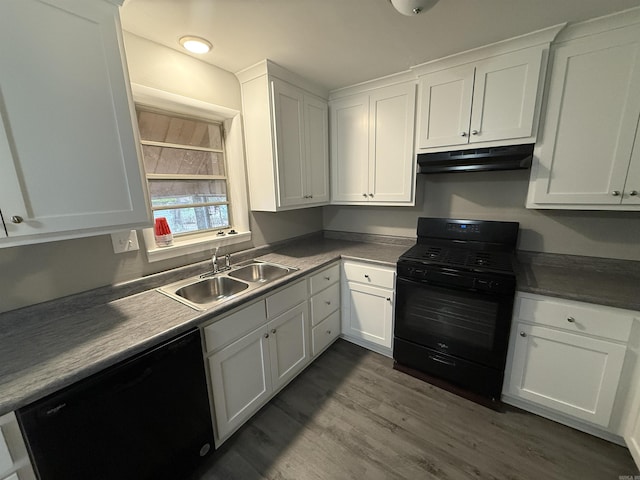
<box><xmin>137</xmin><ymin>110</ymin><xmax>223</xmax><ymax>149</ymax></box>
<box><xmin>154</xmin><ymin>206</ymin><xmax>229</xmax><ymax>234</ymax></box>
<box><xmin>142</xmin><ymin>145</ymin><xmax>225</xmax><ymax>176</ymax></box>
<box><xmin>149</xmin><ymin>180</ymin><xmax>227</xmax><ymax>208</ymax></box>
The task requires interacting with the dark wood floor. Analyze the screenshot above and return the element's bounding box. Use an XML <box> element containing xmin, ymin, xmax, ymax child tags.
<box><xmin>192</xmin><ymin>339</ymin><xmax>637</xmax><ymax>479</ymax></box>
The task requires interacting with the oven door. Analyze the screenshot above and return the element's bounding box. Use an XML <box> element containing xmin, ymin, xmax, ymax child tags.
<box><xmin>394</xmin><ymin>276</ymin><xmax>514</xmax><ymax>369</ymax></box>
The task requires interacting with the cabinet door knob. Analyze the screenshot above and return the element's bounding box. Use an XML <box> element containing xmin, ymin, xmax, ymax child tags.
<box><xmin>271</xmin><ymin>329</ymin><xmax>277</xmax><ymax>334</ymax></box>
<box><xmin>326</xmin><ymin>330</ymin><xmax>332</xmax><ymax>335</ymax></box>
<box><xmin>324</xmin><ymin>276</ymin><xmax>331</xmax><ymax>281</ymax></box>
<box><xmin>264</xmin><ymin>333</ymin><xmax>269</xmax><ymax>339</ymax></box>
<box><xmin>567</xmin><ymin>317</ymin><xmax>575</xmax><ymax>323</ymax></box>
<box><xmin>368</xmin><ymin>193</ymin><xmax>374</xmax><ymax>197</ymax></box>
<box><xmin>362</xmin><ymin>193</ymin><xmax>368</xmax><ymax>197</ymax></box>
<box><xmin>460</xmin><ymin>132</ymin><xmax>468</xmax><ymax>137</ymax></box>
<box><xmin>630</xmin><ymin>190</ymin><xmax>638</xmax><ymax>196</ymax></box>
<box><xmin>325</xmin><ymin>301</ymin><xmax>331</xmax><ymax>305</ymax></box>
<box><xmin>471</xmin><ymin>130</ymin><xmax>479</xmax><ymax>135</ymax></box>
<box><xmin>386</xmin><ymin>297</ymin><xmax>391</xmax><ymax>302</ymax></box>
<box><xmin>612</xmin><ymin>190</ymin><xmax>621</xmax><ymax>196</ymax></box>
<box><xmin>364</xmin><ymin>274</ymin><xmax>370</xmax><ymax>279</ymax></box>
<box><xmin>519</xmin><ymin>331</ymin><xmax>527</xmax><ymax>337</ymax></box>
<box><xmin>11</xmin><ymin>215</ymin><xmax>23</xmax><ymax>224</ymax></box>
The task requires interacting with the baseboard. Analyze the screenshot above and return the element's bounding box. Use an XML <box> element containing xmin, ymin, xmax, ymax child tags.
<box><xmin>501</xmin><ymin>394</ymin><xmax>626</xmax><ymax>446</ymax></box>
<box><xmin>339</xmin><ymin>334</ymin><xmax>393</xmax><ymax>358</ymax></box>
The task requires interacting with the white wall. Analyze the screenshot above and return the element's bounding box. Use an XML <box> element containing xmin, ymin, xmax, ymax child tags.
<box><xmin>323</xmin><ymin>169</ymin><xmax>640</xmax><ymax>261</ymax></box>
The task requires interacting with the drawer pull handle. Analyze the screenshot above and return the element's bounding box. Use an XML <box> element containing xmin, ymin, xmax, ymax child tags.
<box><xmin>567</xmin><ymin>317</ymin><xmax>575</xmax><ymax>323</ymax></box>
<box><xmin>11</xmin><ymin>215</ymin><xmax>24</xmax><ymax>224</ymax></box>
<box><xmin>326</xmin><ymin>330</ymin><xmax>332</xmax><ymax>335</ymax></box>
<box><xmin>364</xmin><ymin>274</ymin><xmax>370</xmax><ymax>279</ymax></box>
<box><xmin>325</xmin><ymin>301</ymin><xmax>331</xmax><ymax>305</ymax></box>
<box><xmin>264</xmin><ymin>333</ymin><xmax>269</xmax><ymax>339</ymax></box>
<box><xmin>520</xmin><ymin>331</ymin><xmax>527</xmax><ymax>337</ymax></box>
<box><xmin>386</xmin><ymin>297</ymin><xmax>391</xmax><ymax>302</ymax></box>
<box><xmin>271</xmin><ymin>329</ymin><xmax>277</xmax><ymax>334</ymax></box>
<box><xmin>428</xmin><ymin>355</ymin><xmax>456</xmax><ymax>367</ymax></box>
<box><xmin>324</xmin><ymin>276</ymin><xmax>331</xmax><ymax>281</ymax></box>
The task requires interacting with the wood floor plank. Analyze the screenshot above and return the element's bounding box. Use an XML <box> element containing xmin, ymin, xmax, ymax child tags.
<box><xmin>196</xmin><ymin>340</ymin><xmax>638</xmax><ymax>480</ymax></box>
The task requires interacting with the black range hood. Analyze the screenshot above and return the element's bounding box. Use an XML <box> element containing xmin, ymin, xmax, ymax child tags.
<box><xmin>417</xmin><ymin>143</ymin><xmax>534</xmax><ymax>174</ymax></box>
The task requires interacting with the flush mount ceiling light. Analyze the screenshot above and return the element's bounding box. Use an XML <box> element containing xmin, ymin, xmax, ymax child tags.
<box><xmin>389</xmin><ymin>0</ymin><xmax>440</xmax><ymax>16</ymax></box>
<box><xmin>179</xmin><ymin>35</ymin><xmax>212</xmax><ymax>54</ymax></box>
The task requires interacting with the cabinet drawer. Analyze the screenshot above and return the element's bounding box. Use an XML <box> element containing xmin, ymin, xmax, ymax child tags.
<box><xmin>343</xmin><ymin>262</ymin><xmax>395</xmax><ymax>289</ymax></box>
<box><xmin>203</xmin><ymin>301</ymin><xmax>267</xmax><ymax>353</ymax></box>
<box><xmin>516</xmin><ymin>294</ymin><xmax>634</xmax><ymax>342</ymax></box>
<box><xmin>266</xmin><ymin>280</ymin><xmax>307</xmax><ymax>319</ymax></box>
<box><xmin>312</xmin><ymin>310</ymin><xmax>340</xmax><ymax>356</ymax></box>
<box><xmin>310</xmin><ymin>282</ymin><xmax>340</xmax><ymax>327</ymax></box>
<box><xmin>309</xmin><ymin>263</ymin><xmax>340</xmax><ymax>295</ymax></box>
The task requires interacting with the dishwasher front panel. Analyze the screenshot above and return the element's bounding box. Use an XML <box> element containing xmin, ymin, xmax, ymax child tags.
<box><xmin>17</xmin><ymin>328</ymin><xmax>214</xmax><ymax>480</ymax></box>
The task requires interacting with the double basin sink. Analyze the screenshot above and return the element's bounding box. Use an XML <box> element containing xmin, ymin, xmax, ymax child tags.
<box><xmin>157</xmin><ymin>260</ymin><xmax>298</xmax><ymax>311</ymax></box>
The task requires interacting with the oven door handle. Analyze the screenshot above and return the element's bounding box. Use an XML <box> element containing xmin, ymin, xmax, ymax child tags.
<box><xmin>428</xmin><ymin>355</ymin><xmax>456</xmax><ymax>367</ymax></box>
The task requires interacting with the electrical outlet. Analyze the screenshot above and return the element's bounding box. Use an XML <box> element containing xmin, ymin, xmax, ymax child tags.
<box><xmin>111</xmin><ymin>230</ymin><xmax>139</xmax><ymax>254</ymax></box>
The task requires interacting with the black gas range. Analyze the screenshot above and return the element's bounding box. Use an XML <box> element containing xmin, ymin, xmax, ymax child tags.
<box><xmin>393</xmin><ymin>217</ymin><xmax>519</xmax><ymax>403</ymax></box>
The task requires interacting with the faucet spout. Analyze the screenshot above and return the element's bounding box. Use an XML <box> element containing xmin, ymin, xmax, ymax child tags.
<box><xmin>212</xmin><ymin>247</ymin><xmax>220</xmax><ymax>273</ymax></box>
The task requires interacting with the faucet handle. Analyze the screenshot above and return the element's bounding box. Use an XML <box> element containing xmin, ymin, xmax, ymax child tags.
<box><xmin>225</xmin><ymin>254</ymin><xmax>231</xmax><ymax>268</ymax></box>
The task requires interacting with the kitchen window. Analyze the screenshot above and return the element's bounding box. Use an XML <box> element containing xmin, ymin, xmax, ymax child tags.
<box><xmin>132</xmin><ymin>84</ymin><xmax>251</xmax><ymax>262</ymax></box>
<box><xmin>137</xmin><ymin>108</ymin><xmax>231</xmax><ymax>234</ymax></box>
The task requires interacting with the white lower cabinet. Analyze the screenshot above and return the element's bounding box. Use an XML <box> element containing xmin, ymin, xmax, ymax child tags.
<box><xmin>503</xmin><ymin>292</ymin><xmax>635</xmax><ymax>438</ymax></box>
<box><xmin>507</xmin><ymin>323</ymin><xmax>626</xmax><ymax>427</ymax></box>
<box><xmin>208</xmin><ymin>324</ymin><xmax>272</xmax><ymax>441</ymax></box>
<box><xmin>341</xmin><ymin>261</ymin><xmax>395</xmax><ymax>356</ymax></box>
<box><xmin>268</xmin><ymin>302</ymin><xmax>310</xmax><ymax>390</ymax></box>
<box><xmin>208</xmin><ymin>300</ymin><xmax>310</xmax><ymax>441</ymax></box>
<box><xmin>0</xmin><ymin>413</ymin><xmax>35</xmax><ymax>480</ymax></box>
<box><xmin>204</xmin><ymin>279</ymin><xmax>314</xmax><ymax>444</ymax></box>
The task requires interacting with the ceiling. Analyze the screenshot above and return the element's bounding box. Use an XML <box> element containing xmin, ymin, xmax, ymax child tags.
<box><xmin>120</xmin><ymin>0</ymin><xmax>640</xmax><ymax>92</ymax></box>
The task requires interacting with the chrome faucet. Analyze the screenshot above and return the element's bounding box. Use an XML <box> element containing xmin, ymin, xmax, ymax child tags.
<box><xmin>211</xmin><ymin>247</ymin><xmax>231</xmax><ymax>274</ymax></box>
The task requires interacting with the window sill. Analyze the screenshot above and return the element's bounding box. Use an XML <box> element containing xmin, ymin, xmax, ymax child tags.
<box><xmin>144</xmin><ymin>230</ymin><xmax>251</xmax><ymax>263</ymax></box>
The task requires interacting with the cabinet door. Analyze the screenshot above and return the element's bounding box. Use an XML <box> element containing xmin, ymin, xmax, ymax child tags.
<box><xmin>268</xmin><ymin>302</ymin><xmax>310</xmax><ymax>391</ymax></box>
<box><xmin>342</xmin><ymin>282</ymin><xmax>393</xmax><ymax>348</ymax></box>
<box><xmin>271</xmin><ymin>78</ymin><xmax>306</xmax><ymax>208</ymax></box>
<box><xmin>304</xmin><ymin>95</ymin><xmax>330</xmax><ymax>204</ymax></box>
<box><xmin>416</xmin><ymin>64</ymin><xmax>474</xmax><ymax>149</ymax></box>
<box><xmin>533</xmin><ymin>25</ymin><xmax>640</xmax><ymax>205</ymax></box>
<box><xmin>369</xmin><ymin>83</ymin><xmax>416</xmax><ymax>203</ymax></box>
<box><xmin>330</xmin><ymin>94</ymin><xmax>370</xmax><ymax>203</ymax></box>
<box><xmin>469</xmin><ymin>47</ymin><xmax>543</xmax><ymax>144</ymax></box>
<box><xmin>508</xmin><ymin>323</ymin><xmax>626</xmax><ymax>427</ymax></box>
<box><xmin>0</xmin><ymin>0</ymin><xmax>149</xmax><ymax>241</ymax></box>
<box><xmin>208</xmin><ymin>326</ymin><xmax>272</xmax><ymax>440</ymax></box>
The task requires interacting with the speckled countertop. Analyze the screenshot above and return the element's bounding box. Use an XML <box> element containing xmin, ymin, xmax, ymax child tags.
<box><xmin>515</xmin><ymin>251</ymin><xmax>640</xmax><ymax>312</ymax></box>
<box><xmin>0</xmin><ymin>235</ymin><xmax>637</xmax><ymax>417</ymax></box>
<box><xmin>0</xmin><ymin>237</ymin><xmax>409</xmax><ymax>416</ymax></box>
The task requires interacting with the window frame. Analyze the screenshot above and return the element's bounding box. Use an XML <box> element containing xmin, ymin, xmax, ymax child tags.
<box><xmin>131</xmin><ymin>83</ymin><xmax>251</xmax><ymax>262</ymax></box>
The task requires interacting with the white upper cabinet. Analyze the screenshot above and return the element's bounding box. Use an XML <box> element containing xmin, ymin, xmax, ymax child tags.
<box><xmin>527</xmin><ymin>11</ymin><xmax>640</xmax><ymax>210</ymax></box>
<box><xmin>330</xmin><ymin>80</ymin><xmax>416</xmax><ymax>205</ymax></box>
<box><xmin>414</xmin><ymin>25</ymin><xmax>563</xmax><ymax>153</ymax></box>
<box><xmin>0</xmin><ymin>0</ymin><xmax>151</xmax><ymax>247</ymax></box>
<box><xmin>236</xmin><ymin>60</ymin><xmax>329</xmax><ymax>212</ymax></box>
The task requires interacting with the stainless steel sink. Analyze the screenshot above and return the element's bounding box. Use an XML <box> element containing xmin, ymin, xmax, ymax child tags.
<box><xmin>157</xmin><ymin>260</ymin><xmax>297</xmax><ymax>311</ymax></box>
<box><xmin>228</xmin><ymin>262</ymin><xmax>293</xmax><ymax>283</ymax></box>
<box><xmin>174</xmin><ymin>276</ymin><xmax>249</xmax><ymax>304</ymax></box>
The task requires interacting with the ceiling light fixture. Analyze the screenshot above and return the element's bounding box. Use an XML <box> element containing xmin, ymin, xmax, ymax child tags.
<box><xmin>389</xmin><ymin>0</ymin><xmax>440</xmax><ymax>16</ymax></box>
<box><xmin>179</xmin><ymin>35</ymin><xmax>212</xmax><ymax>54</ymax></box>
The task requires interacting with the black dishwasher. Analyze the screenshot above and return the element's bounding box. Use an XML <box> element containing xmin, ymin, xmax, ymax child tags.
<box><xmin>17</xmin><ymin>328</ymin><xmax>214</xmax><ymax>480</ymax></box>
